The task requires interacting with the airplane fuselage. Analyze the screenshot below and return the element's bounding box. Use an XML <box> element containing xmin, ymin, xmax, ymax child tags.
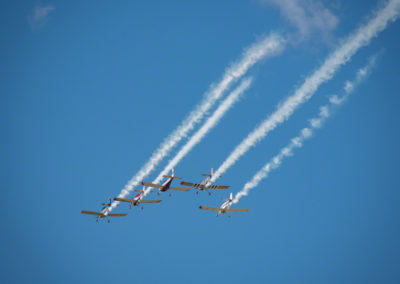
<box><xmin>130</xmin><ymin>192</ymin><xmax>143</xmax><ymax>206</ymax></box>
<box><xmin>159</xmin><ymin>177</ymin><xmax>173</xmax><ymax>192</ymax></box>
<box><xmin>200</xmin><ymin>176</ymin><xmax>212</xmax><ymax>190</ymax></box>
<box><xmin>217</xmin><ymin>201</ymin><xmax>232</xmax><ymax>215</ymax></box>
<box><xmin>97</xmin><ymin>207</ymin><xmax>109</xmax><ymax>219</ymax></box>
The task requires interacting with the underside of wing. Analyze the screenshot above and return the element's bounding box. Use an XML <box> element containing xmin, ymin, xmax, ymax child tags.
<box><xmin>208</xmin><ymin>185</ymin><xmax>230</xmax><ymax>189</ymax></box>
<box><xmin>181</xmin><ymin>181</ymin><xmax>205</xmax><ymax>190</ymax></box>
<box><xmin>140</xmin><ymin>200</ymin><xmax>162</xmax><ymax>203</ymax></box>
<box><xmin>81</xmin><ymin>210</ymin><xmax>104</xmax><ymax>216</ymax></box>
<box><xmin>226</xmin><ymin>208</ymin><xmax>249</xmax><ymax>212</ymax></box>
<box><xmin>107</xmin><ymin>213</ymin><xmax>127</xmax><ymax>217</ymax></box>
<box><xmin>199</xmin><ymin>206</ymin><xmax>221</xmax><ymax>211</ymax></box>
<box><xmin>113</xmin><ymin>197</ymin><xmax>133</xmax><ymax>203</ymax></box>
<box><xmin>142</xmin><ymin>182</ymin><xmax>162</xmax><ymax>189</ymax></box>
<box><xmin>169</xmin><ymin>186</ymin><xmax>191</xmax><ymax>191</ymax></box>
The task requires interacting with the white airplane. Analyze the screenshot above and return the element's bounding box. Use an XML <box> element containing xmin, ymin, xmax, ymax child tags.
<box><xmin>81</xmin><ymin>198</ymin><xmax>127</xmax><ymax>223</ymax></box>
<box><xmin>142</xmin><ymin>169</ymin><xmax>191</xmax><ymax>196</ymax></box>
<box><xmin>199</xmin><ymin>193</ymin><xmax>249</xmax><ymax>217</ymax></box>
<box><xmin>180</xmin><ymin>168</ymin><xmax>230</xmax><ymax>195</ymax></box>
<box><xmin>114</xmin><ymin>186</ymin><xmax>162</xmax><ymax>209</ymax></box>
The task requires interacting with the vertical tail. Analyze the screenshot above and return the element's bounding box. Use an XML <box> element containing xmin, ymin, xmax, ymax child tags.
<box><xmin>171</xmin><ymin>168</ymin><xmax>174</xmax><ymax>177</ymax></box>
<box><xmin>230</xmin><ymin>193</ymin><xmax>233</xmax><ymax>200</ymax></box>
<box><xmin>211</xmin><ymin>168</ymin><xmax>214</xmax><ymax>177</ymax></box>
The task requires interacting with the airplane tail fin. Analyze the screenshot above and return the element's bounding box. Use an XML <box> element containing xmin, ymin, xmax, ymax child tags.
<box><xmin>101</xmin><ymin>197</ymin><xmax>111</xmax><ymax>206</ymax></box>
<box><xmin>137</xmin><ymin>185</ymin><xmax>151</xmax><ymax>193</ymax></box>
<box><xmin>222</xmin><ymin>193</ymin><xmax>233</xmax><ymax>201</ymax></box>
<box><xmin>203</xmin><ymin>168</ymin><xmax>221</xmax><ymax>179</ymax></box>
<box><xmin>142</xmin><ymin>185</ymin><xmax>151</xmax><ymax>193</ymax></box>
<box><xmin>163</xmin><ymin>168</ymin><xmax>181</xmax><ymax>179</ymax></box>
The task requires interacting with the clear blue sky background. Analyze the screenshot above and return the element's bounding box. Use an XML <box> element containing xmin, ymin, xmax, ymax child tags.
<box><xmin>1</xmin><ymin>1</ymin><xmax>400</xmax><ymax>283</ymax></box>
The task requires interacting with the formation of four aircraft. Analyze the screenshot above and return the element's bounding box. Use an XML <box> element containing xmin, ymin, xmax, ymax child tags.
<box><xmin>81</xmin><ymin>168</ymin><xmax>249</xmax><ymax>222</ymax></box>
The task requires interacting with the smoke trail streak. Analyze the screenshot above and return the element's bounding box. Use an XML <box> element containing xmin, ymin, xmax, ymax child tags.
<box><xmin>144</xmin><ymin>78</ymin><xmax>253</xmax><ymax>196</ymax></box>
<box><xmin>109</xmin><ymin>34</ymin><xmax>285</xmax><ymax>210</ymax></box>
<box><xmin>233</xmin><ymin>54</ymin><xmax>378</xmax><ymax>203</ymax></box>
<box><xmin>212</xmin><ymin>0</ymin><xmax>400</xmax><ymax>183</ymax></box>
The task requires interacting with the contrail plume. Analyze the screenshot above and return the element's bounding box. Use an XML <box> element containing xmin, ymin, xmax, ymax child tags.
<box><xmin>109</xmin><ymin>34</ymin><xmax>285</xmax><ymax>210</ymax></box>
<box><xmin>212</xmin><ymin>0</ymin><xmax>400</xmax><ymax>182</ymax></box>
<box><xmin>233</xmin><ymin>54</ymin><xmax>378</xmax><ymax>203</ymax></box>
<box><xmin>144</xmin><ymin>78</ymin><xmax>253</xmax><ymax>195</ymax></box>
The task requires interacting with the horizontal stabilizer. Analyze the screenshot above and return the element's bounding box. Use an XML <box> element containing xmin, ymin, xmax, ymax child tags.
<box><xmin>163</xmin><ymin>175</ymin><xmax>182</xmax><ymax>180</ymax></box>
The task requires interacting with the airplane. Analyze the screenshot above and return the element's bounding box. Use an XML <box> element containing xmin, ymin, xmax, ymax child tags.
<box><xmin>81</xmin><ymin>198</ymin><xmax>127</xmax><ymax>223</ymax></box>
<box><xmin>113</xmin><ymin>186</ymin><xmax>162</xmax><ymax>209</ymax></box>
<box><xmin>199</xmin><ymin>193</ymin><xmax>249</xmax><ymax>217</ymax></box>
<box><xmin>180</xmin><ymin>168</ymin><xmax>230</xmax><ymax>195</ymax></box>
<box><xmin>142</xmin><ymin>169</ymin><xmax>191</xmax><ymax>196</ymax></box>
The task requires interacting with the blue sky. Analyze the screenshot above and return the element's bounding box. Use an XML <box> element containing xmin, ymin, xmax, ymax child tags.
<box><xmin>1</xmin><ymin>1</ymin><xmax>400</xmax><ymax>283</ymax></box>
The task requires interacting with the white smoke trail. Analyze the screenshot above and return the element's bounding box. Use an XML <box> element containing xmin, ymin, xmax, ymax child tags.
<box><xmin>233</xmin><ymin>54</ymin><xmax>378</xmax><ymax>203</ymax></box>
<box><xmin>144</xmin><ymin>78</ymin><xmax>253</xmax><ymax>195</ymax></box>
<box><xmin>212</xmin><ymin>0</ymin><xmax>400</xmax><ymax>182</ymax></box>
<box><xmin>109</xmin><ymin>33</ymin><xmax>285</xmax><ymax>210</ymax></box>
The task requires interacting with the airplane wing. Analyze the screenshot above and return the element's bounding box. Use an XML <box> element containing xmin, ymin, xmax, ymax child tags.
<box><xmin>142</xmin><ymin>182</ymin><xmax>162</xmax><ymax>189</ymax></box>
<box><xmin>81</xmin><ymin>210</ymin><xmax>104</xmax><ymax>216</ymax></box>
<box><xmin>113</xmin><ymin>197</ymin><xmax>132</xmax><ymax>203</ymax></box>
<box><xmin>168</xmin><ymin>186</ymin><xmax>191</xmax><ymax>191</ymax></box>
<box><xmin>180</xmin><ymin>181</ymin><xmax>206</xmax><ymax>190</ymax></box>
<box><xmin>140</xmin><ymin>200</ymin><xmax>162</xmax><ymax>203</ymax></box>
<box><xmin>207</xmin><ymin>185</ymin><xmax>230</xmax><ymax>189</ymax></box>
<box><xmin>226</xmin><ymin>208</ymin><xmax>249</xmax><ymax>212</ymax></box>
<box><xmin>199</xmin><ymin>206</ymin><xmax>221</xmax><ymax>211</ymax></box>
<box><xmin>107</xmin><ymin>213</ymin><xmax>127</xmax><ymax>217</ymax></box>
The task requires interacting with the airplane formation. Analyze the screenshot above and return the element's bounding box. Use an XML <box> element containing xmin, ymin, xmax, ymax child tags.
<box><xmin>81</xmin><ymin>168</ymin><xmax>249</xmax><ymax>222</ymax></box>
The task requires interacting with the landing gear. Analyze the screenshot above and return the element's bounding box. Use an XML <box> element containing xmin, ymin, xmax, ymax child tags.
<box><xmin>208</xmin><ymin>192</ymin><xmax>211</xmax><ymax>196</ymax></box>
<box><xmin>196</xmin><ymin>191</ymin><xmax>199</xmax><ymax>195</ymax></box>
<box><xmin>107</xmin><ymin>219</ymin><xmax>110</xmax><ymax>223</ymax></box>
<box><xmin>169</xmin><ymin>193</ymin><xmax>172</xmax><ymax>197</ymax></box>
<box><xmin>141</xmin><ymin>206</ymin><xmax>144</xmax><ymax>210</ymax></box>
